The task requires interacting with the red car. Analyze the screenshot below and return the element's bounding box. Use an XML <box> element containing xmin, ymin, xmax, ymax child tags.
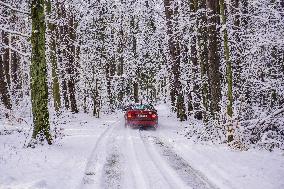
<box><xmin>124</xmin><ymin>104</ymin><xmax>158</xmax><ymax>129</ymax></box>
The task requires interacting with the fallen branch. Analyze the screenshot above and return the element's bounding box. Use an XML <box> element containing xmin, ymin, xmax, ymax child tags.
<box><xmin>257</xmin><ymin>107</ymin><xmax>284</xmax><ymax>128</ymax></box>
<box><xmin>250</xmin><ymin>107</ymin><xmax>284</xmax><ymax>143</ymax></box>
<box><xmin>258</xmin><ymin>108</ymin><xmax>284</xmax><ymax>125</ymax></box>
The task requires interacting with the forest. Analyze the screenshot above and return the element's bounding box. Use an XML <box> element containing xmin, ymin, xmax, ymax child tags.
<box><xmin>0</xmin><ymin>0</ymin><xmax>284</xmax><ymax>150</ymax></box>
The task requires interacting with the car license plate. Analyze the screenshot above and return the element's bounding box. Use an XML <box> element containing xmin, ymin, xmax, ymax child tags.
<box><xmin>138</xmin><ymin>114</ymin><xmax>147</xmax><ymax>118</ymax></box>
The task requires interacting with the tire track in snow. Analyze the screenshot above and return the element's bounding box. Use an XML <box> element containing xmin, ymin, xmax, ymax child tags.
<box><xmin>139</xmin><ymin>130</ymin><xmax>191</xmax><ymax>189</ymax></box>
<box><xmin>101</xmin><ymin>122</ymin><xmax>126</xmax><ymax>189</ymax></box>
<box><xmin>80</xmin><ymin>119</ymin><xmax>122</xmax><ymax>189</ymax></box>
<box><xmin>102</xmin><ymin>149</ymin><xmax>122</xmax><ymax>189</ymax></box>
<box><xmin>144</xmin><ymin>134</ymin><xmax>219</xmax><ymax>189</ymax></box>
<box><xmin>123</xmin><ymin>128</ymin><xmax>149</xmax><ymax>189</ymax></box>
<box><xmin>177</xmin><ymin>144</ymin><xmax>237</xmax><ymax>189</ymax></box>
<box><xmin>125</xmin><ymin>128</ymin><xmax>176</xmax><ymax>189</ymax></box>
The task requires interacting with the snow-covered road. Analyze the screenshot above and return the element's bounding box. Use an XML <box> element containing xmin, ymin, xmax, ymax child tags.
<box><xmin>78</xmin><ymin>116</ymin><xmax>215</xmax><ymax>189</ymax></box>
<box><xmin>1</xmin><ymin>104</ymin><xmax>284</xmax><ymax>189</ymax></box>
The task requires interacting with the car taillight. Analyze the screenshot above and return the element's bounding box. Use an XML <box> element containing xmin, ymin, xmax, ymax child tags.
<box><xmin>127</xmin><ymin>112</ymin><xmax>132</xmax><ymax>118</ymax></box>
<box><xmin>151</xmin><ymin>114</ymin><xmax>157</xmax><ymax>119</ymax></box>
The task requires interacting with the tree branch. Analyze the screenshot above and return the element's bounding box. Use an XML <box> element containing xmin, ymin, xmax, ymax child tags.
<box><xmin>0</xmin><ymin>44</ymin><xmax>30</xmax><ymax>57</ymax></box>
<box><xmin>0</xmin><ymin>28</ymin><xmax>30</xmax><ymax>38</ymax></box>
<box><xmin>258</xmin><ymin>108</ymin><xmax>284</xmax><ymax>126</ymax></box>
<box><xmin>0</xmin><ymin>1</ymin><xmax>30</xmax><ymax>15</ymax></box>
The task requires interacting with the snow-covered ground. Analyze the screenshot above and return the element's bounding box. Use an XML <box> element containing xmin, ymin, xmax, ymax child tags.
<box><xmin>0</xmin><ymin>104</ymin><xmax>284</xmax><ymax>189</ymax></box>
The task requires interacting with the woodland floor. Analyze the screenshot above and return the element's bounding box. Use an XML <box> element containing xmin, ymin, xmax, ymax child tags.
<box><xmin>0</xmin><ymin>104</ymin><xmax>284</xmax><ymax>189</ymax></box>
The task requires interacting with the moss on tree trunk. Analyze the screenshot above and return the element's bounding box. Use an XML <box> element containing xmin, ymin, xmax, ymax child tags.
<box><xmin>30</xmin><ymin>0</ymin><xmax>52</xmax><ymax>145</ymax></box>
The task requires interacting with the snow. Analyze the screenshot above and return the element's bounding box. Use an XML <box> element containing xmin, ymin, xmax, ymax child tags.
<box><xmin>0</xmin><ymin>1</ymin><xmax>29</xmax><ymax>15</ymax></box>
<box><xmin>0</xmin><ymin>28</ymin><xmax>30</xmax><ymax>38</ymax></box>
<box><xmin>0</xmin><ymin>113</ymin><xmax>115</xmax><ymax>189</ymax></box>
<box><xmin>0</xmin><ymin>104</ymin><xmax>284</xmax><ymax>189</ymax></box>
<box><xmin>155</xmin><ymin>104</ymin><xmax>284</xmax><ymax>189</ymax></box>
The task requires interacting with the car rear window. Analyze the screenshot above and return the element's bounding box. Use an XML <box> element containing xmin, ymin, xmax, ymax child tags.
<box><xmin>132</xmin><ymin>104</ymin><xmax>154</xmax><ymax>110</ymax></box>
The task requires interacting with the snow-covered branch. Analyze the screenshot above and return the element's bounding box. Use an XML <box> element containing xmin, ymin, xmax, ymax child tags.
<box><xmin>1</xmin><ymin>44</ymin><xmax>30</xmax><ymax>57</ymax></box>
<box><xmin>257</xmin><ymin>108</ymin><xmax>284</xmax><ymax>126</ymax></box>
<box><xmin>0</xmin><ymin>1</ymin><xmax>30</xmax><ymax>15</ymax></box>
<box><xmin>0</xmin><ymin>28</ymin><xmax>30</xmax><ymax>38</ymax></box>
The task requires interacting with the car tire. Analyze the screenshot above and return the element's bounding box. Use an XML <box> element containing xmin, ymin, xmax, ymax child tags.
<box><xmin>153</xmin><ymin>124</ymin><xmax>158</xmax><ymax>130</ymax></box>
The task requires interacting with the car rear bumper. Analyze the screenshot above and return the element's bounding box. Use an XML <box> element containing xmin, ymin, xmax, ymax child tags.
<box><xmin>127</xmin><ymin>120</ymin><xmax>158</xmax><ymax>128</ymax></box>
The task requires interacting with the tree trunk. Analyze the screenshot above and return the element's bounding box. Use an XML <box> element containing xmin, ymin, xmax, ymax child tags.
<box><xmin>0</xmin><ymin>56</ymin><xmax>12</xmax><ymax>112</ymax></box>
<box><xmin>10</xmin><ymin>12</ymin><xmax>22</xmax><ymax>105</ymax></box>
<box><xmin>66</xmin><ymin>14</ymin><xmax>78</xmax><ymax>113</ymax></box>
<box><xmin>61</xmin><ymin>79</ymin><xmax>69</xmax><ymax>110</ymax></box>
<box><xmin>117</xmin><ymin>23</ymin><xmax>124</xmax><ymax>105</ymax></box>
<box><xmin>56</xmin><ymin>2</ymin><xmax>70</xmax><ymax>111</ymax></box>
<box><xmin>164</xmin><ymin>0</ymin><xmax>187</xmax><ymax>121</ymax></box>
<box><xmin>206</xmin><ymin>0</ymin><xmax>221</xmax><ymax>117</ymax></box>
<box><xmin>241</xmin><ymin>0</ymin><xmax>249</xmax><ymax>28</ymax></box>
<box><xmin>197</xmin><ymin>0</ymin><xmax>209</xmax><ymax>121</ymax></box>
<box><xmin>47</xmin><ymin>0</ymin><xmax>61</xmax><ymax>114</ymax></box>
<box><xmin>106</xmin><ymin>58</ymin><xmax>115</xmax><ymax>111</ymax></box>
<box><xmin>130</xmin><ymin>16</ymin><xmax>140</xmax><ymax>104</ymax></box>
<box><xmin>55</xmin><ymin>2</ymin><xmax>79</xmax><ymax>113</ymax></box>
<box><xmin>232</xmin><ymin>0</ymin><xmax>242</xmax><ymax>99</ymax></box>
<box><xmin>134</xmin><ymin>81</ymin><xmax>139</xmax><ymax>103</ymax></box>
<box><xmin>30</xmin><ymin>0</ymin><xmax>52</xmax><ymax>145</ymax></box>
<box><xmin>10</xmin><ymin>50</ymin><xmax>21</xmax><ymax>103</ymax></box>
<box><xmin>220</xmin><ymin>0</ymin><xmax>234</xmax><ymax>142</ymax></box>
<box><xmin>2</xmin><ymin>31</ymin><xmax>11</xmax><ymax>88</ymax></box>
<box><xmin>92</xmin><ymin>78</ymin><xmax>100</xmax><ymax>118</ymax></box>
<box><xmin>0</xmin><ymin>1</ymin><xmax>11</xmax><ymax>111</ymax></box>
<box><xmin>190</xmin><ymin>0</ymin><xmax>203</xmax><ymax>120</ymax></box>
